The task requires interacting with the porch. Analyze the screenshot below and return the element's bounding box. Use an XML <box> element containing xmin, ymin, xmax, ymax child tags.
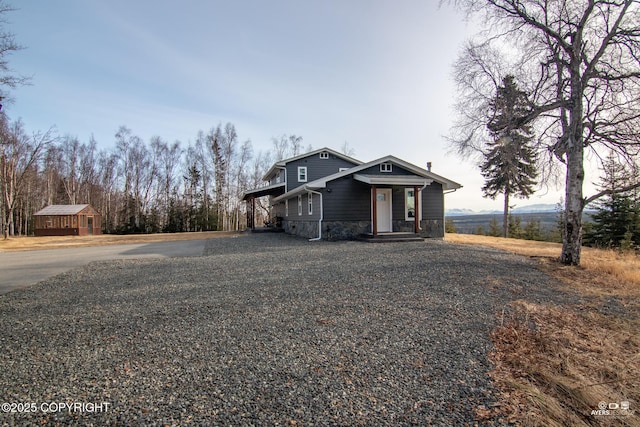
<box><xmin>355</xmin><ymin>173</ymin><xmax>432</xmax><ymax>237</ymax></box>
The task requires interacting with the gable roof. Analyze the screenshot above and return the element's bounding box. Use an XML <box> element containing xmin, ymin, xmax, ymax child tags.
<box><xmin>262</xmin><ymin>147</ymin><xmax>362</xmax><ymax>181</ymax></box>
<box><xmin>34</xmin><ymin>204</ymin><xmax>92</xmax><ymax>216</ymax></box>
<box><xmin>273</xmin><ymin>155</ymin><xmax>462</xmax><ymax>202</ymax></box>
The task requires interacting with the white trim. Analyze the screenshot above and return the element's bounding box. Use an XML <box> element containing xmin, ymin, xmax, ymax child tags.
<box><xmin>261</xmin><ymin>147</ymin><xmax>362</xmax><ymax>181</ymax></box>
<box><xmin>354</xmin><ymin>174</ymin><xmax>430</xmax><ymax>186</ymax></box>
<box><xmin>273</xmin><ymin>155</ymin><xmax>462</xmax><ymax>203</ymax></box>
<box><xmin>297</xmin><ymin>166</ymin><xmax>307</xmax><ymax>182</ymax></box>
<box><xmin>308</xmin><ymin>192</ymin><xmax>313</xmax><ymax>215</ymax></box>
<box><xmin>405</xmin><ymin>188</ymin><xmax>423</xmax><ymax>221</ymax></box>
<box><xmin>305</xmin><ymin>186</ymin><xmax>324</xmax><ymax>241</ymax></box>
<box><xmin>319</xmin><ymin>151</ymin><xmax>329</xmax><ymax>159</ymax></box>
<box><xmin>285</xmin><ymin>199</ymin><xmax>289</xmax><ymax>217</ymax></box>
<box><xmin>297</xmin><ymin>195</ymin><xmax>303</xmax><ymax>215</ymax></box>
<box><xmin>375</xmin><ymin>188</ymin><xmax>393</xmax><ymax>232</ymax></box>
<box><xmin>380</xmin><ymin>162</ymin><xmax>393</xmax><ymax>172</ymax></box>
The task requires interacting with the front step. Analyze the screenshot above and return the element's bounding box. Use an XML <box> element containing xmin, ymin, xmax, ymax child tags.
<box><xmin>357</xmin><ymin>232</ymin><xmax>424</xmax><ymax>243</ymax></box>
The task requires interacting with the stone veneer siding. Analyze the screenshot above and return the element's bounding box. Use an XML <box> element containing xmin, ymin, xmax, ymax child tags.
<box><xmin>282</xmin><ymin>219</ymin><xmax>444</xmax><ymax>240</ymax></box>
<box><xmin>324</xmin><ymin>221</ymin><xmax>371</xmax><ymax>241</ymax></box>
<box><xmin>392</xmin><ymin>219</ymin><xmax>444</xmax><ymax>238</ymax></box>
<box><xmin>282</xmin><ymin>220</ymin><xmax>320</xmax><ymax>240</ymax></box>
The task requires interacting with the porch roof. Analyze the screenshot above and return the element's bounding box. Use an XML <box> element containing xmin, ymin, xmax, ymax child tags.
<box><xmin>241</xmin><ymin>182</ymin><xmax>286</xmax><ymax>200</ymax></box>
<box><xmin>353</xmin><ymin>174</ymin><xmax>431</xmax><ymax>186</ymax></box>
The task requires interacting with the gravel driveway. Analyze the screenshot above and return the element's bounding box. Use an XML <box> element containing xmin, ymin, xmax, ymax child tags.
<box><xmin>0</xmin><ymin>233</ymin><xmax>574</xmax><ymax>426</ymax></box>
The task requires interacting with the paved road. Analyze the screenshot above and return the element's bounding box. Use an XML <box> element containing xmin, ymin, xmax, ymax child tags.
<box><xmin>0</xmin><ymin>239</ymin><xmax>207</xmax><ymax>295</ymax></box>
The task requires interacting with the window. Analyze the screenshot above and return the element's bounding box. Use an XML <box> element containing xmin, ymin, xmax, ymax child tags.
<box><xmin>380</xmin><ymin>162</ymin><xmax>392</xmax><ymax>172</ymax></box>
<box><xmin>308</xmin><ymin>192</ymin><xmax>313</xmax><ymax>215</ymax></box>
<box><xmin>405</xmin><ymin>188</ymin><xmax>423</xmax><ymax>221</ymax></box>
<box><xmin>285</xmin><ymin>199</ymin><xmax>289</xmax><ymax>217</ymax></box>
<box><xmin>319</xmin><ymin>151</ymin><xmax>329</xmax><ymax>159</ymax></box>
<box><xmin>339</xmin><ymin>167</ymin><xmax>349</xmax><ymax>172</ymax></box>
<box><xmin>298</xmin><ymin>166</ymin><xmax>307</xmax><ymax>182</ymax></box>
<box><xmin>298</xmin><ymin>195</ymin><xmax>303</xmax><ymax>215</ymax></box>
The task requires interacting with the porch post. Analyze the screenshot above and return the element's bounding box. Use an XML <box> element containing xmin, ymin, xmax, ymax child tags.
<box><xmin>251</xmin><ymin>197</ymin><xmax>255</xmax><ymax>229</ymax></box>
<box><xmin>371</xmin><ymin>185</ymin><xmax>377</xmax><ymax>236</ymax></box>
<box><xmin>247</xmin><ymin>196</ymin><xmax>255</xmax><ymax>230</ymax></box>
<box><xmin>414</xmin><ymin>186</ymin><xmax>420</xmax><ymax>234</ymax></box>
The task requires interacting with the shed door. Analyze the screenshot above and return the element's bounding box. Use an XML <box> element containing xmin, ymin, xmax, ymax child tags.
<box><xmin>376</xmin><ymin>189</ymin><xmax>392</xmax><ymax>233</ymax></box>
<box><xmin>87</xmin><ymin>217</ymin><xmax>93</xmax><ymax>235</ymax></box>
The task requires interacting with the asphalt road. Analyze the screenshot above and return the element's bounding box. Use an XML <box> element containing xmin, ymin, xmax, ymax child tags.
<box><xmin>0</xmin><ymin>239</ymin><xmax>207</xmax><ymax>295</ymax></box>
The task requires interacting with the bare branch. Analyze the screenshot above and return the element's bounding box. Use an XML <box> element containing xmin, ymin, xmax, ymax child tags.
<box><xmin>585</xmin><ymin>179</ymin><xmax>640</xmax><ymax>206</ymax></box>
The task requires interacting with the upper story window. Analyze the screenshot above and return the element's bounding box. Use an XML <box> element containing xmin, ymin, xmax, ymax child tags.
<box><xmin>380</xmin><ymin>162</ymin><xmax>393</xmax><ymax>173</ymax></box>
<box><xmin>298</xmin><ymin>166</ymin><xmax>307</xmax><ymax>182</ymax></box>
<box><xmin>319</xmin><ymin>151</ymin><xmax>329</xmax><ymax>159</ymax></box>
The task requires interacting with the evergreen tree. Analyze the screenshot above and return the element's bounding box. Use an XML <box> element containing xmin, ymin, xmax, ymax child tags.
<box><xmin>445</xmin><ymin>218</ymin><xmax>457</xmax><ymax>233</ymax></box>
<box><xmin>480</xmin><ymin>75</ymin><xmax>538</xmax><ymax>238</ymax></box>
<box><xmin>508</xmin><ymin>215</ymin><xmax>523</xmax><ymax>239</ymax></box>
<box><xmin>488</xmin><ymin>216</ymin><xmax>502</xmax><ymax>237</ymax></box>
<box><xmin>584</xmin><ymin>153</ymin><xmax>639</xmax><ymax>249</ymax></box>
<box><xmin>523</xmin><ymin>218</ymin><xmax>543</xmax><ymax>241</ymax></box>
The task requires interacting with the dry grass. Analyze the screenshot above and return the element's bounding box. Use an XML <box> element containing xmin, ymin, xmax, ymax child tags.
<box><xmin>0</xmin><ymin>231</ymin><xmax>242</xmax><ymax>252</ymax></box>
<box><xmin>446</xmin><ymin>234</ymin><xmax>640</xmax><ymax>426</ymax></box>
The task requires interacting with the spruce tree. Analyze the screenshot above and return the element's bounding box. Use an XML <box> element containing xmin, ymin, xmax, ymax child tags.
<box><xmin>480</xmin><ymin>75</ymin><xmax>538</xmax><ymax>238</ymax></box>
<box><xmin>584</xmin><ymin>153</ymin><xmax>639</xmax><ymax>249</ymax></box>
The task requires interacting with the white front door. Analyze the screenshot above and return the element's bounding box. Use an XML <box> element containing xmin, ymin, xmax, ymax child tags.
<box><xmin>376</xmin><ymin>188</ymin><xmax>392</xmax><ymax>233</ymax></box>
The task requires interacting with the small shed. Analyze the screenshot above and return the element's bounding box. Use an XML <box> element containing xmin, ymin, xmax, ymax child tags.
<box><xmin>33</xmin><ymin>204</ymin><xmax>102</xmax><ymax>236</ymax></box>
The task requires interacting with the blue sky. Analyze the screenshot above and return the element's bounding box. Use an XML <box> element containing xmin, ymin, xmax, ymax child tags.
<box><xmin>5</xmin><ymin>0</ymin><xmax>572</xmax><ymax>211</ymax></box>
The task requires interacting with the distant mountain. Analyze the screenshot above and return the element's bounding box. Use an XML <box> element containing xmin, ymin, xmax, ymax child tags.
<box><xmin>446</xmin><ymin>203</ymin><xmax>558</xmax><ymax>216</ymax></box>
<box><xmin>511</xmin><ymin>203</ymin><xmax>559</xmax><ymax>213</ymax></box>
<box><xmin>445</xmin><ymin>208</ymin><xmax>478</xmax><ymax>216</ymax></box>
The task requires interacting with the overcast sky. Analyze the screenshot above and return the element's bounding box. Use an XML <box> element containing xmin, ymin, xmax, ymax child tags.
<box><xmin>6</xmin><ymin>0</ymin><xmax>577</xmax><ymax>211</ymax></box>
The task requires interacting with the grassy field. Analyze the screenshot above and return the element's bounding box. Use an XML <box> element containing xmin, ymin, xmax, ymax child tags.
<box><xmin>2</xmin><ymin>231</ymin><xmax>638</xmax><ymax>424</ymax></box>
<box><xmin>447</xmin><ymin>233</ymin><xmax>639</xmax><ymax>426</ymax></box>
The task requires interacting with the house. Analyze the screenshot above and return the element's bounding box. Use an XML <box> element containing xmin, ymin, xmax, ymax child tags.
<box><xmin>33</xmin><ymin>204</ymin><xmax>102</xmax><ymax>236</ymax></box>
<box><xmin>242</xmin><ymin>148</ymin><xmax>462</xmax><ymax>240</ymax></box>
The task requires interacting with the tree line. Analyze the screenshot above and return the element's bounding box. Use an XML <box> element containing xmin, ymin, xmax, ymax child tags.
<box><xmin>0</xmin><ymin>113</ymin><xmax>307</xmax><ymax>237</ymax></box>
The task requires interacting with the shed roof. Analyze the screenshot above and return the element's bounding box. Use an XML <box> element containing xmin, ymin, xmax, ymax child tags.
<box><xmin>34</xmin><ymin>204</ymin><xmax>91</xmax><ymax>216</ymax></box>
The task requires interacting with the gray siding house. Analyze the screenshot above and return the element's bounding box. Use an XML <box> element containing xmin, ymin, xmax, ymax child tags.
<box><xmin>243</xmin><ymin>148</ymin><xmax>461</xmax><ymax>240</ymax></box>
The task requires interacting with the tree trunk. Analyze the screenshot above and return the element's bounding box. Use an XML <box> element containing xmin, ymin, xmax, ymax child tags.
<box><xmin>503</xmin><ymin>191</ymin><xmax>509</xmax><ymax>238</ymax></box>
<box><xmin>560</xmin><ymin>42</ymin><xmax>586</xmax><ymax>266</ymax></box>
<box><xmin>560</xmin><ymin>143</ymin><xmax>584</xmax><ymax>265</ymax></box>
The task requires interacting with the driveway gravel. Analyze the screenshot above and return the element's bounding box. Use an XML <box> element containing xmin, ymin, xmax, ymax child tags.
<box><xmin>0</xmin><ymin>233</ymin><xmax>577</xmax><ymax>426</ymax></box>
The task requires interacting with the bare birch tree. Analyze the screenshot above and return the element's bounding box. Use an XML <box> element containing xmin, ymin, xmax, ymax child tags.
<box><xmin>0</xmin><ymin>117</ymin><xmax>52</xmax><ymax>237</ymax></box>
<box><xmin>446</xmin><ymin>0</ymin><xmax>640</xmax><ymax>265</ymax></box>
<box><xmin>0</xmin><ymin>1</ymin><xmax>30</xmax><ymax>100</ymax></box>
